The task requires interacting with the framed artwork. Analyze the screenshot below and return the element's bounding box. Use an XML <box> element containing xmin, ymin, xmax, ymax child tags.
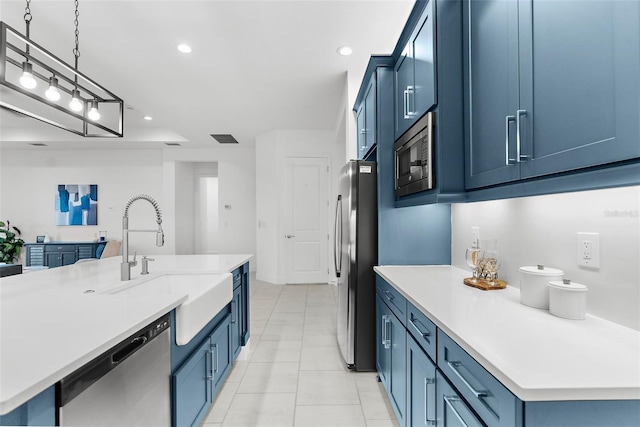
<box><xmin>55</xmin><ymin>184</ymin><xmax>98</xmax><ymax>226</ymax></box>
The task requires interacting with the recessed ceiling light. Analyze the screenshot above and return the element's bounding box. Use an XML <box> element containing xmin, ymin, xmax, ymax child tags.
<box><xmin>143</xmin><ymin>116</ymin><xmax>153</xmax><ymax>121</ymax></box>
<box><xmin>337</xmin><ymin>46</ymin><xmax>353</xmax><ymax>56</ymax></box>
<box><xmin>177</xmin><ymin>44</ymin><xmax>192</xmax><ymax>54</ymax></box>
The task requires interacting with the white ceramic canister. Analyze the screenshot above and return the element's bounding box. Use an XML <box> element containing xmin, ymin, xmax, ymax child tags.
<box><xmin>548</xmin><ymin>279</ymin><xmax>588</xmax><ymax>320</ymax></box>
<box><xmin>519</xmin><ymin>265</ymin><xmax>564</xmax><ymax>309</ymax></box>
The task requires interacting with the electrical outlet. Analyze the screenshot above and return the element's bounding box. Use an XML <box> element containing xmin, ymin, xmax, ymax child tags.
<box><xmin>577</xmin><ymin>232</ymin><xmax>600</xmax><ymax>269</ymax></box>
<box><xmin>471</xmin><ymin>227</ymin><xmax>480</xmax><ymax>249</ymax></box>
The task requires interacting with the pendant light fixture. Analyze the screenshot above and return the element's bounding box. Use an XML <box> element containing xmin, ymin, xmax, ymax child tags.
<box><xmin>18</xmin><ymin>2</ymin><xmax>36</xmax><ymax>89</ymax></box>
<box><xmin>69</xmin><ymin>0</ymin><xmax>84</xmax><ymax>113</ymax></box>
<box><xmin>45</xmin><ymin>76</ymin><xmax>61</xmax><ymax>101</ymax></box>
<box><xmin>88</xmin><ymin>99</ymin><xmax>100</xmax><ymax>121</ymax></box>
<box><xmin>0</xmin><ymin>0</ymin><xmax>124</xmax><ymax>137</ymax></box>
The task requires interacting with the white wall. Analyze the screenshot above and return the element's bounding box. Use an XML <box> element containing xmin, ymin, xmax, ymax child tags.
<box><xmin>0</xmin><ymin>146</ymin><xmax>257</xmax><ymax>267</ymax></box>
<box><xmin>0</xmin><ymin>149</ymin><xmax>166</xmax><ymax>259</ymax></box>
<box><xmin>255</xmin><ymin>129</ymin><xmax>345</xmax><ymax>284</ymax></box>
<box><xmin>163</xmin><ymin>148</ymin><xmax>256</xmax><ymax>266</ymax></box>
<box><xmin>451</xmin><ymin>186</ymin><xmax>640</xmax><ymax>330</ymax></box>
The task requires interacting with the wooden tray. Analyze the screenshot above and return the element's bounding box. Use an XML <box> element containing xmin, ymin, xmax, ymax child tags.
<box><xmin>463</xmin><ymin>277</ymin><xmax>506</xmax><ymax>291</ymax></box>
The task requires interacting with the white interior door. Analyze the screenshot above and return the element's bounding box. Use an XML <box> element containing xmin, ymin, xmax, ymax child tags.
<box><xmin>284</xmin><ymin>157</ymin><xmax>329</xmax><ymax>284</ymax></box>
<box><xmin>194</xmin><ymin>175</ymin><xmax>219</xmax><ymax>254</ymax></box>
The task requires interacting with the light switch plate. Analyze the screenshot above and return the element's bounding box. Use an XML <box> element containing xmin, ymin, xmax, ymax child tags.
<box><xmin>577</xmin><ymin>232</ymin><xmax>600</xmax><ymax>269</ymax></box>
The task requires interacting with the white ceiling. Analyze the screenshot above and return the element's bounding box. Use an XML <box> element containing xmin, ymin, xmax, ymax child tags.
<box><xmin>0</xmin><ymin>0</ymin><xmax>413</xmax><ymax>150</ymax></box>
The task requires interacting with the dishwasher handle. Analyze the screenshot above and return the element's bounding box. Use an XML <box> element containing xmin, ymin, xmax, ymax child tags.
<box><xmin>111</xmin><ymin>336</ymin><xmax>148</xmax><ymax>365</ymax></box>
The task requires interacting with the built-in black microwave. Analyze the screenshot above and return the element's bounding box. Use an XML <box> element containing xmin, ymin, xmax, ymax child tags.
<box><xmin>394</xmin><ymin>111</ymin><xmax>434</xmax><ymax>197</ymax></box>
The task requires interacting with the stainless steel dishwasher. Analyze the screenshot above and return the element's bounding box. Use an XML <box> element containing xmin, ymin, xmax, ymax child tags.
<box><xmin>57</xmin><ymin>313</ymin><xmax>171</xmax><ymax>426</ymax></box>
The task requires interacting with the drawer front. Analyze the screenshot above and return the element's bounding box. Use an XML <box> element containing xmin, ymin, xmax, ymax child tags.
<box><xmin>27</xmin><ymin>246</ymin><xmax>45</xmax><ymax>266</ymax></box>
<box><xmin>44</xmin><ymin>244</ymin><xmax>73</xmax><ymax>252</ymax></box>
<box><xmin>375</xmin><ymin>275</ymin><xmax>407</xmax><ymax>325</ymax></box>
<box><xmin>437</xmin><ymin>330</ymin><xmax>522</xmax><ymax>427</ymax></box>
<box><xmin>436</xmin><ymin>371</ymin><xmax>485</xmax><ymax>427</ymax></box>
<box><xmin>77</xmin><ymin>245</ymin><xmax>95</xmax><ymax>259</ymax></box>
<box><xmin>407</xmin><ymin>301</ymin><xmax>437</xmax><ymax>362</ymax></box>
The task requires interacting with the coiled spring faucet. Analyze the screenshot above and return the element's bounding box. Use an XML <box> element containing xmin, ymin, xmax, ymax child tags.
<box><xmin>121</xmin><ymin>194</ymin><xmax>164</xmax><ymax>280</ymax></box>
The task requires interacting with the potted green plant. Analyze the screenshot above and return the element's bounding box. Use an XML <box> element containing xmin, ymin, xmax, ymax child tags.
<box><xmin>0</xmin><ymin>220</ymin><xmax>25</xmax><ymax>264</ymax></box>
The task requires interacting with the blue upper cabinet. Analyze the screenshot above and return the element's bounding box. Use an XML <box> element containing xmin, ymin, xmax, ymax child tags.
<box><xmin>355</xmin><ymin>76</ymin><xmax>376</xmax><ymax>159</ymax></box>
<box><xmin>354</xmin><ymin>57</ymin><xmax>395</xmax><ymax>160</ymax></box>
<box><xmin>394</xmin><ymin>0</ymin><xmax>437</xmax><ymax>140</ymax></box>
<box><xmin>464</xmin><ymin>0</ymin><xmax>640</xmax><ymax>190</ymax></box>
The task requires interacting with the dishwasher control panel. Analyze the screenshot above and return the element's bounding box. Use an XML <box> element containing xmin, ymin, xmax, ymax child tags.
<box><xmin>149</xmin><ymin>315</ymin><xmax>170</xmax><ymax>339</ymax></box>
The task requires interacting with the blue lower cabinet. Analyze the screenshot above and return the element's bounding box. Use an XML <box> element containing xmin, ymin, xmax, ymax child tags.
<box><xmin>407</xmin><ymin>335</ymin><xmax>437</xmax><ymax>426</ymax></box>
<box><xmin>210</xmin><ymin>315</ymin><xmax>232</xmax><ymax>396</ymax></box>
<box><xmin>172</xmin><ymin>313</ymin><xmax>232</xmax><ymax>427</ymax></box>
<box><xmin>437</xmin><ymin>331</ymin><xmax>522</xmax><ymax>427</ymax></box>
<box><xmin>173</xmin><ymin>338</ymin><xmax>212</xmax><ymax>427</ymax></box>
<box><xmin>436</xmin><ymin>371</ymin><xmax>484</xmax><ymax>427</ymax></box>
<box><xmin>231</xmin><ymin>284</ymin><xmax>242</xmax><ymax>360</ymax></box>
<box><xmin>376</xmin><ymin>294</ymin><xmax>406</xmax><ymax>426</ymax></box>
<box><xmin>234</xmin><ymin>262</ymin><xmax>250</xmax><ymax>347</ymax></box>
<box><xmin>0</xmin><ymin>386</ymin><xmax>55</xmax><ymax>426</ymax></box>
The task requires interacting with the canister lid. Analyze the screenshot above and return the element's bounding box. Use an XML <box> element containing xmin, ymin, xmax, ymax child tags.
<box><xmin>548</xmin><ymin>279</ymin><xmax>588</xmax><ymax>291</ymax></box>
<box><xmin>519</xmin><ymin>265</ymin><xmax>564</xmax><ymax>276</ymax></box>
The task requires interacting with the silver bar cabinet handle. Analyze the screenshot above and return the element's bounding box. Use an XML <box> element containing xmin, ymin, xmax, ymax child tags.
<box><xmin>443</xmin><ymin>395</ymin><xmax>469</xmax><ymax>427</ymax></box>
<box><xmin>447</xmin><ymin>361</ymin><xmax>488</xmax><ymax>398</ymax></box>
<box><xmin>409</xmin><ymin>315</ymin><xmax>430</xmax><ymax>338</ymax></box>
<box><xmin>425</xmin><ymin>377</ymin><xmax>436</xmax><ymax>425</ymax></box>
<box><xmin>516</xmin><ymin>109</ymin><xmax>528</xmax><ymax>161</ymax></box>
<box><xmin>505</xmin><ymin>115</ymin><xmax>516</xmax><ymax>165</ymax></box>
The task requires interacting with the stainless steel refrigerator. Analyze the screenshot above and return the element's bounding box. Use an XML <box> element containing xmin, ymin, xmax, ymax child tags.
<box><xmin>334</xmin><ymin>160</ymin><xmax>377</xmax><ymax>371</ymax></box>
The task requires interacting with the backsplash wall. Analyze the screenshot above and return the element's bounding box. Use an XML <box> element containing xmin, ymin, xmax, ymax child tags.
<box><xmin>451</xmin><ymin>186</ymin><xmax>640</xmax><ymax>331</ymax></box>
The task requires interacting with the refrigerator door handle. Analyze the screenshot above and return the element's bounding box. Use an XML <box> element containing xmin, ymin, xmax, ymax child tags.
<box><xmin>333</xmin><ymin>195</ymin><xmax>342</xmax><ymax>277</ymax></box>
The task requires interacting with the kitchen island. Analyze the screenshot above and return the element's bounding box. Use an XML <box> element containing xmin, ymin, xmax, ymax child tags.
<box><xmin>0</xmin><ymin>254</ymin><xmax>252</xmax><ymax>424</ymax></box>
<box><xmin>374</xmin><ymin>265</ymin><xmax>640</xmax><ymax>426</ymax></box>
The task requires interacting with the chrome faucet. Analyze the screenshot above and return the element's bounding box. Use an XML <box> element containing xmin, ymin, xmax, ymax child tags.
<box><xmin>121</xmin><ymin>194</ymin><xmax>164</xmax><ymax>280</ymax></box>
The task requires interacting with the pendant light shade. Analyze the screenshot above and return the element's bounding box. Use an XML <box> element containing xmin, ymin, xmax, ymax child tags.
<box><xmin>44</xmin><ymin>76</ymin><xmax>61</xmax><ymax>101</ymax></box>
<box><xmin>19</xmin><ymin>61</ymin><xmax>36</xmax><ymax>89</ymax></box>
<box><xmin>88</xmin><ymin>99</ymin><xmax>100</xmax><ymax>121</ymax></box>
<box><xmin>69</xmin><ymin>89</ymin><xmax>83</xmax><ymax>112</ymax></box>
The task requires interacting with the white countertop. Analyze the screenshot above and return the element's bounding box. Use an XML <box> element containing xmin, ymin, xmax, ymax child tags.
<box><xmin>374</xmin><ymin>265</ymin><xmax>640</xmax><ymax>402</ymax></box>
<box><xmin>0</xmin><ymin>254</ymin><xmax>252</xmax><ymax>415</ymax></box>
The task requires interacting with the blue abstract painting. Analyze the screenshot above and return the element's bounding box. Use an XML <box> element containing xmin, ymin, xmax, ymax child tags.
<box><xmin>55</xmin><ymin>184</ymin><xmax>98</xmax><ymax>226</ymax></box>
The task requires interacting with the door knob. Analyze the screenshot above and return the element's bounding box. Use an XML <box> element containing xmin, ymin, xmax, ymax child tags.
<box><xmin>285</xmin><ymin>235</ymin><xmax>295</xmax><ymax>239</ymax></box>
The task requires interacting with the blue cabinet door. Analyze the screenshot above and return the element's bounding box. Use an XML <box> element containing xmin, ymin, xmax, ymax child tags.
<box><xmin>412</xmin><ymin>0</ymin><xmax>437</xmax><ymax>119</ymax></box>
<box><xmin>463</xmin><ymin>0</ymin><xmax>521</xmax><ymax>189</ymax></box>
<box><xmin>519</xmin><ymin>0</ymin><xmax>640</xmax><ymax>178</ymax></box>
<box><xmin>364</xmin><ymin>75</ymin><xmax>376</xmax><ymax>155</ymax></box>
<box><xmin>376</xmin><ymin>294</ymin><xmax>406</xmax><ymax>426</ymax></box>
<box><xmin>356</xmin><ymin>103</ymin><xmax>366</xmax><ymax>158</ymax></box>
<box><xmin>395</xmin><ymin>0</ymin><xmax>438</xmax><ymax>140</ymax></box>
<box><xmin>388</xmin><ymin>309</ymin><xmax>407</xmax><ymax>426</ymax></box>
<box><xmin>436</xmin><ymin>372</ymin><xmax>484</xmax><ymax>427</ymax></box>
<box><xmin>173</xmin><ymin>338</ymin><xmax>212</xmax><ymax>427</ymax></box>
<box><xmin>231</xmin><ymin>285</ymin><xmax>242</xmax><ymax>360</ymax></box>
<box><xmin>395</xmin><ymin>42</ymin><xmax>414</xmax><ymax>139</ymax></box>
<box><xmin>376</xmin><ymin>295</ymin><xmax>391</xmax><ymax>388</ymax></box>
<box><xmin>465</xmin><ymin>0</ymin><xmax>640</xmax><ymax>190</ymax></box>
<box><xmin>239</xmin><ymin>263</ymin><xmax>250</xmax><ymax>346</ymax></box>
<box><xmin>406</xmin><ymin>335</ymin><xmax>436</xmax><ymax>427</ymax></box>
<box><xmin>210</xmin><ymin>314</ymin><xmax>232</xmax><ymax>396</ymax></box>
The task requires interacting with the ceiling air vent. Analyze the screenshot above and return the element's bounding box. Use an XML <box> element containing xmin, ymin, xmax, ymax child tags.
<box><xmin>210</xmin><ymin>134</ymin><xmax>239</xmax><ymax>144</ymax></box>
<box><xmin>29</xmin><ymin>143</ymin><xmax>48</xmax><ymax>147</ymax></box>
<box><xmin>164</xmin><ymin>142</ymin><xmax>181</xmax><ymax>146</ymax></box>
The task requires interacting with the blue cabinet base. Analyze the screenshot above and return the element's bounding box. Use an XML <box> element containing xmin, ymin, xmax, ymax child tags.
<box><xmin>0</xmin><ymin>386</ymin><xmax>55</xmax><ymax>426</ymax></box>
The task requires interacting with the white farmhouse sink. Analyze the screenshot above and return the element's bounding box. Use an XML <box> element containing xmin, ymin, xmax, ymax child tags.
<box><xmin>101</xmin><ymin>272</ymin><xmax>233</xmax><ymax>345</ymax></box>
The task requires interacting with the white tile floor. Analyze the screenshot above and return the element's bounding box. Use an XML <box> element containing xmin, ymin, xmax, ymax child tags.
<box><xmin>201</xmin><ymin>276</ymin><xmax>400</xmax><ymax>427</ymax></box>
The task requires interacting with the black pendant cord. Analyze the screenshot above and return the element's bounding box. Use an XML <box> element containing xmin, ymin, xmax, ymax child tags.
<box><xmin>73</xmin><ymin>0</ymin><xmax>80</xmax><ymax>87</ymax></box>
<box><xmin>23</xmin><ymin>0</ymin><xmax>32</xmax><ymax>55</ymax></box>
